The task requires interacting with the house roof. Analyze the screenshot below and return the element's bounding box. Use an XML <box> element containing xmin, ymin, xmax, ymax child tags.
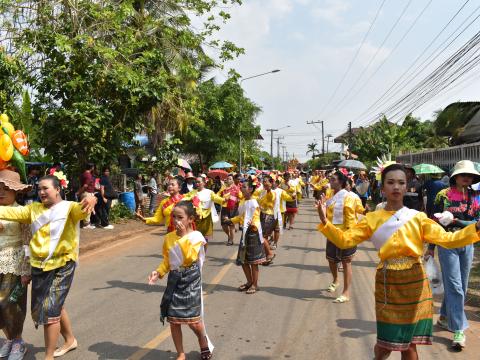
<box><xmin>436</xmin><ymin>101</ymin><xmax>480</xmax><ymax>144</ymax></box>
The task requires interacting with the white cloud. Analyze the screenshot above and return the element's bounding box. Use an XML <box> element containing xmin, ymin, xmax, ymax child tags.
<box><xmin>312</xmin><ymin>0</ymin><xmax>350</xmax><ymax>26</ymax></box>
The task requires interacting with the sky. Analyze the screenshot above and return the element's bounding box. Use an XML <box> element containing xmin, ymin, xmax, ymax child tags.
<box><xmin>204</xmin><ymin>0</ymin><xmax>480</xmax><ymax>162</ymax></box>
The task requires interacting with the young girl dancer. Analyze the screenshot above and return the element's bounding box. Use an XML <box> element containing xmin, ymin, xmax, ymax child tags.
<box><xmin>226</xmin><ymin>180</ymin><xmax>266</xmax><ymax>294</ymax></box>
<box><xmin>148</xmin><ymin>201</ymin><xmax>213</xmax><ymax>360</ymax></box>
<box><xmin>317</xmin><ymin>164</ymin><xmax>480</xmax><ymax>360</ymax></box>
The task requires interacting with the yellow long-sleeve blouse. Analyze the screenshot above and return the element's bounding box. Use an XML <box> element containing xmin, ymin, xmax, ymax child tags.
<box><xmin>231</xmin><ymin>199</ymin><xmax>261</xmax><ymax>228</ymax></box>
<box><xmin>156</xmin><ymin>231</ymin><xmax>205</xmax><ymax>278</ymax></box>
<box><xmin>0</xmin><ymin>202</ymin><xmax>88</xmax><ymax>271</ymax></box>
<box><xmin>190</xmin><ymin>189</ymin><xmax>224</xmax><ymax>219</ymax></box>
<box><xmin>318</xmin><ymin>209</ymin><xmax>480</xmax><ymax>269</ymax></box>
<box><xmin>255</xmin><ymin>190</ymin><xmax>276</xmax><ymax>215</ymax></box>
<box><xmin>146</xmin><ymin>193</ymin><xmax>193</xmax><ymax>231</ymax></box>
<box><xmin>279</xmin><ymin>190</ymin><xmax>294</xmax><ymax>213</ymax></box>
<box><xmin>325</xmin><ymin>193</ymin><xmax>361</xmax><ymax>230</ymax></box>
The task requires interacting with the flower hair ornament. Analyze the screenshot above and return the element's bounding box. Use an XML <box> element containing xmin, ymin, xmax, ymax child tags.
<box><xmin>371</xmin><ymin>154</ymin><xmax>396</xmax><ymax>181</ymax></box>
<box><xmin>49</xmin><ymin>168</ymin><xmax>69</xmax><ymax>189</ymax></box>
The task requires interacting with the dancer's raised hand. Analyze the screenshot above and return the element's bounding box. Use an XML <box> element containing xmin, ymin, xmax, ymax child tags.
<box><xmin>316</xmin><ymin>194</ymin><xmax>327</xmax><ymax>225</ymax></box>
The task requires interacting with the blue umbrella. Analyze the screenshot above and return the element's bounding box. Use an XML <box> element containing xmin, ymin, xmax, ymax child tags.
<box><xmin>246</xmin><ymin>169</ymin><xmax>256</xmax><ymax>175</ymax></box>
<box><xmin>210</xmin><ymin>161</ymin><xmax>233</xmax><ymax>169</ymax></box>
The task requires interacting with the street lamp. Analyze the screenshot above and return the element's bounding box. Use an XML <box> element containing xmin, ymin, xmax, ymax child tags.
<box><xmin>238</xmin><ymin>69</ymin><xmax>281</xmax><ymax>172</ymax></box>
<box><xmin>240</xmin><ymin>69</ymin><xmax>281</xmax><ymax>83</ymax></box>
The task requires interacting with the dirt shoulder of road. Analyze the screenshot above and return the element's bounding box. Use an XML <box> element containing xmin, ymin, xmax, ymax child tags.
<box><xmin>79</xmin><ymin>219</ymin><xmax>161</xmax><ymax>254</ymax></box>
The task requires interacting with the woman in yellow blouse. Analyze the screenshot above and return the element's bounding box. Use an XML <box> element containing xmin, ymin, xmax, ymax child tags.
<box><xmin>272</xmin><ymin>177</ymin><xmax>295</xmax><ymax>249</ymax></box>
<box><xmin>148</xmin><ymin>201</ymin><xmax>213</xmax><ymax>360</ymax></box>
<box><xmin>255</xmin><ymin>176</ymin><xmax>276</xmax><ymax>265</ymax></box>
<box><xmin>137</xmin><ymin>178</ymin><xmax>190</xmax><ymax>232</ymax></box>
<box><xmin>225</xmin><ymin>180</ymin><xmax>266</xmax><ymax>294</ymax></box>
<box><xmin>0</xmin><ymin>174</ymin><xmax>96</xmax><ymax>360</ymax></box>
<box><xmin>189</xmin><ymin>176</ymin><xmax>225</xmax><ymax>244</ymax></box>
<box><xmin>317</xmin><ymin>164</ymin><xmax>480</xmax><ymax>360</ymax></box>
<box><xmin>323</xmin><ymin>171</ymin><xmax>365</xmax><ymax>304</ymax></box>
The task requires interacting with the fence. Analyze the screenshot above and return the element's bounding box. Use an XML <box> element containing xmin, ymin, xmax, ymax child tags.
<box><xmin>396</xmin><ymin>142</ymin><xmax>480</xmax><ymax>169</ymax></box>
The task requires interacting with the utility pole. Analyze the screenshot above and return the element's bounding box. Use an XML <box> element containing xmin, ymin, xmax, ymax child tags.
<box><xmin>275</xmin><ymin>136</ymin><xmax>284</xmax><ymax>159</ymax></box>
<box><xmin>282</xmin><ymin>145</ymin><xmax>286</xmax><ymax>168</ymax></box>
<box><xmin>266</xmin><ymin>129</ymin><xmax>278</xmax><ymax>162</ymax></box>
<box><xmin>326</xmin><ymin>134</ymin><xmax>333</xmax><ymax>153</ymax></box>
<box><xmin>307</xmin><ymin>120</ymin><xmax>325</xmax><ymax>155</ymax></box>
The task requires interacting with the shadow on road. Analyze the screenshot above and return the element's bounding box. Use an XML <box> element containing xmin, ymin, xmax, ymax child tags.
<box><xmin>336</xmin><ymin>318</ymin><xmax>376</xmax><ymax>338</ymax></box>
<box><xmin>351</xmin><ymin>260</ymin><xmax>378</xmax><ymax>268</ymax></box>
<box><xmin>273</xmin><ymin>262</ymin><xmax>329</xmax><ymax>274</ymax></box>
<box><xmin>206</xmin><ymin>255</ymin><xmax>236</xmax><ymax>267</ymax></box>
<box><xmin>126</xmin><ymin>254</ymin><xmax>163</xmax><ymax>259</ymax></box>
<box><xmin>356</xmin><ymin>246</ymin><xmax>377</xmax><ymax>252</ymax></box>
<box><xmin>23</xmin><ymin>344</ymin><xmax>44</xmax><ymax>360</ymax></box>
<box><xmin>203</xmin><ymin>282</ymin><xmax>333</xmax><ymax>301</ymax></box>
<box><xmin>282</xmin><ymin>245</ymin><xmax>325</xmax><ymax>253</ymax></box>
<box><xmin>88</xmin><ymin>341</ymin><xmax>179</xmax><ymax>359</ymax></box>
<box><xmin>91</xmin><ymin>280</ymin><xmax>166</xmax><ymax>293</ymax></box>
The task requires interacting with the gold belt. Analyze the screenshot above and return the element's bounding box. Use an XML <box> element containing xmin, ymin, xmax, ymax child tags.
<box><xmin>378</xmin><ymin>256</ymin><xmax>421</xmax><ymax>270</ymax></box>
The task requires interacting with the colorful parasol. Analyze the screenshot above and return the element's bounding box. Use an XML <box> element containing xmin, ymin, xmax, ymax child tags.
<box><xmin>338</xmin><ymin>159</ymin><xmax>367</xmax><ymax>170</ymax></box>
<box><xmin>177</xmin><ymin>158</ymin><xmax>192</xmax><ymax>170</ymax></box>
<box><xmin>413</xmin><ymin>163</ymin><xmax>444</xmax><ymax>174</ymax></box>
<box><xmin>210</xmin><ymin>161</ymin><xmax>233</xmax><ymax>169</ymax></box>
<box><xmin>207</xmin><ymin>169</ymin><xmax>229</xmax><ymax>180</ymax></box>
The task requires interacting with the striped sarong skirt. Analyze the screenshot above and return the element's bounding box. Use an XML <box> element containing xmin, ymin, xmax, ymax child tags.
<box><xmin>160</xmin><ymin>262</ymin><xmax>202</xmax><ymax>325</ymax></box>
<box><xmin>31</xmin><ymin>261</ymin><xmax>76</xmax><ymax>328</ymax></box>
<box><xmin>375</xmin><ymin>263</ymin><xmax>433</xmax><ymax>351</ymax></box>
<box><xmin>196</xmin><ymin>216</ymin><xmax>213</xmax><ymax>238</ymax></box>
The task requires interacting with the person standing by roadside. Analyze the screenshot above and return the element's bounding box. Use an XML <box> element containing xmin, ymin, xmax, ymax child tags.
<box><xmin>147</xmin><ymin>172</ymin><xmax>158</xmax><ymax>216</ymax></box>
<box><xmin>426</xmin><ymin>160</ymin><xmax>480</xmax><ymax>350</ymax></box>
<box><xmin>77</xmin><ymin>163</ymin><xmax>96</xmax><ymax>229</ymax></box>
<box><xmin>24</xmin><ymin>166</ymin><xmax>40</xmax><ymax>204</ymax></box>
<box><xmin>403</xmin><ymin>165</ymin><xmax>424</xmax><ymax>211</ymax></box>
<box><xmin>355</xmin><ymin>171</ymin><xmax>370</xmax><ymax>208</ymax></box>
<box><xmin>134</xmin><ymin>174</ymin><xmax>145</xmax><ymax>216</ymax></box>
<box><xmin>96</xmin><ymin>167</ymin><xmax>116</xmax><ymax>230</ymax></box>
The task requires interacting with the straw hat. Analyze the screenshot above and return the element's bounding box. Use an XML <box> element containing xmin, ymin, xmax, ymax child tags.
<box><xmin>185</xmin><ymin>172</ymin><xmax>195</xmax><ymax>180</ymax></box>
<box><xmin>0</xmin><ymin>169</ymin><xmax>32</xmax><ymax>193</ymax></box>
<box><xmin>450</xmin><ymin>160</ymin><xmax>480</xmax><ymax>183</ymax></box>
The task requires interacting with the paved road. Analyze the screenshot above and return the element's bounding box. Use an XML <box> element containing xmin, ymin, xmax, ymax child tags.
<box><xmin>22</xmin><ymin>199</ymin><xmax>479</xmax><ymax>359</ymax></box>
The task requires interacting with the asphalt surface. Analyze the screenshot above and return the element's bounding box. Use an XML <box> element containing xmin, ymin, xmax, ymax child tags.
<box><xmin>21</xmin><ymin>198</ymin><xmax>479</xmax><ymax>359</ymax></box>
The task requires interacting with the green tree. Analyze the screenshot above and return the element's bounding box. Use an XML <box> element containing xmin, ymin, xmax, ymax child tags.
<box><xmin>306</xmin><ymin>142</ymin><xmax>319</xmax><ymax>159</ymax></box>
<box><xmin>179</xmin><ymin>77</ymin><xmax>261</xmax><ymax>170</ymax></box>
<box><xmin>1</xmin><ymin>0</ymin><xmax>243</xmax><ymax>173</ymax></box>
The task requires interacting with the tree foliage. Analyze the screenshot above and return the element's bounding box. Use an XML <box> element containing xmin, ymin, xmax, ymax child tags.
<box><xmin>179</xmin><ymin>76</ymin><xmax>261</xmax><ymax>169</ymax></box>
<box><xmin>0</xmin><ymin>0</ymin><xmax>243</xmax><ymax>173</ymax></box>
<box><xmin>350</xmin><ymin>115</ymin><xmax>448</xmax><ymax>165</ymax></box>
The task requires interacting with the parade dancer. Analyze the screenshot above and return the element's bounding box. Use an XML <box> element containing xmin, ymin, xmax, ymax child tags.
<box><xmin>282</xmin><ymin>173</ymin><xmax>298</xmax><ymax>230</ymax></box>
<box><xmin>317</xmin><ymin>164</ymin><xmax>480</xmax><ymax>360</ymax></box>
<box><xmin>0</xmin><ymin>170</ymin><xmax>32</xmax><ymax>360</ymax></box>
<box><xmin>255</xmin><ymin>176</ymin><xmax>276</xmax><ymax>265</ymax></box>
<box><xmin>0</xmin><ymin>174</ymin><xmax>96</xmax><ymax>360</ymax></box>
<box><xmin>322</xmin><ymin>171</ymin><xmax>364</xmax><ymax>303</ymax></box>
<box><xmin>137</xmin><ymin>178</ymin><xmax>189</xmax><ymax>233</ymax></box>
<box><xmin>148</xmin><ymin>201</ymin><xmax>213</xmax><ymax>360</ymax></box>
<box><xmin>226</xmin><ymin>180</ymin><xmax>266</xmax><ymax>294</ymax></box>
<box><xmin>218</xmin><ymin>175</ymin><xmax>241</xmax><ymax>246</ymax></box>
<box><xmin>272</xmin><ymin>178</ymin><xmax>295</xmax><ymax>250</ymax></box>
<box><xmin>190</xmin><ymin>177</ymin><xmax>225</xmax><ymax>247</ymax></box>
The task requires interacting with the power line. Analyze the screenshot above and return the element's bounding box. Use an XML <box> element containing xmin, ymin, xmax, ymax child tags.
<box><xmin>339</xmin><ymin>0</ymin><xmax>433</xmax><ymax>112</ymax></box>
<box><xmin>354</xmin><ymin>0</ymin><xmax>475</xmax><ymax>125</ymax></box>
<box><xmin>309</xmin><ymin>0</ymin><xmax>388</xmax><ymax>122</ymax></box>
<box><xmin>326</xmin><ymin>0</ymin><xmax>414</xmax><ymax>117</ymax></box>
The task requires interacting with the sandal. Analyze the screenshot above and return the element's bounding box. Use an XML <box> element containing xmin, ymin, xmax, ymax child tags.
<box><xmin>200</xmin><ymin>347</ymin><xmax>213</xmax><ymax>359</ymax></box>
<box><xmin>262</xmin><ymin>254</ymin><xmax>276</xmax><ymax>266</ymax></box>
<box><xmin>333</xmin><ymin>295</ymin><xmax>350</xmax><ymax>303</ymax></box>
<box><xmin>327</xmin><ymin>283</ymin><xmax>339</xmax><ymax>293</ymax></box>
<box><xmin>226</xmin><ymin>240</ymin><xmax>233</xmax><ymax>246</ymax></box>
<box><xmin>238</xmin><ymin>283</ymin><xmax>251</xmax><ymax>292</ymax></box>
<box><xmin>246</xmin><ymin>286</ymin><xmax>257</xmax><ymax>294</ymax></box>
